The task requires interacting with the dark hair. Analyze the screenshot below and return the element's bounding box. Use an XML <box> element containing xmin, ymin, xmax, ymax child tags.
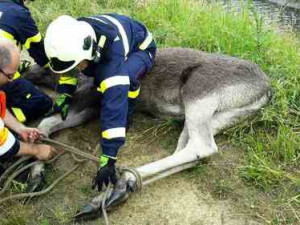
<box><xmin>0</xmin><ymin>45</ymin><xmax>12</xmax><ymax>71</ymax></box>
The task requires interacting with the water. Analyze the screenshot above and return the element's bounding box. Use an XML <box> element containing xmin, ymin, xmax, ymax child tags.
<box><xmin>221</xmin><ymin>0</ymin><xmax>300</xmax><ymax>33</ymax></box>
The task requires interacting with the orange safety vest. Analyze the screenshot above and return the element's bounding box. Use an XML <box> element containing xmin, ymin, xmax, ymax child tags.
<box><xmin>0</xmin><ymin>91</ymin><xmax>8</xmax><ymax>146</ymax></box>
<box><xmin>0</xmin><ymin>91</ymin><xmax>6</xmax><ymax>119</ymax></box>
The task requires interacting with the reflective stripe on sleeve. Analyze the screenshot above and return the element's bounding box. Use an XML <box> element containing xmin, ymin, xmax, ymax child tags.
<box><xmin>0</xmin><ymin>129</ymin><xmax>16</xmax><ymax>156</ymax></box>
<box><xmin>0</xmin><ymin>29</ymin><xmax>18</xmax><ymax>47</ymax></box>
<box><xmin>24</xmin><ymin>33</ymin><xmax>42</xmax><ymax>50</ymax></box>
<box><xmin>102</xmin><ymin>127</ymin><xmax>126</xmax><ymax>139</ymax></box>
<box><xmin>139</xmin><ymin>31</ymin><xmax>153</xmax><ymax>50</ymax></box>
<box><xmin>88</xmin><ymin>17</ymin><xmax>108</xmax><ymax>24</ymax></box>
<box><xmin>0</xmin><ymin>29</ymin><xmax>14</xmax><ymax>40</ymax></box>
<box><xmin>98</xmin><ymin>15</ymin><xmax>129</xmax><ymax>57</ymax></box>
<box><xmin>128</xmin><ymin>87</ymin><xmax>140</xmax><ymax>99</ymax></box>
<box><xmin>58</xmin><ymin>77</ymin><xmax>78</xmax><ymax>86</ymax></box>
<box><xmin>97</xmin><ymin>76</ymin><xmax>130</xmax><ymax>94</ymax></box>
<box><xmin>11</xmin><ymin>107</ymin><xmax>26</xmax><ymax>123</ymax></box>
<box><xmin>13</xmin><ymin>71</ymin><xmax>21</xmax><ymax>80</ymax></box>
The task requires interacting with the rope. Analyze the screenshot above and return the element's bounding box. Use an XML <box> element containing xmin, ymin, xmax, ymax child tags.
<box><xmin>0</xmin><ymin>164</ymin><xmax>80</xmax><ymax>204</ymax></box>
<box><xmin>0</xmin><ymin>138</ymin><xmax>101</xmax><ymax>217</ymax></box>
<box><xmin>101</xmin><ymin>183</ymin><xmax>111</xmax><ymax>225</ymax></box>
<box><xmin>0</xmin><ymin>156</ymin><xmax>31</xmax><ymax>185</ymax></box>
<box><xmin>143</xmin><ymin>161</ymin><xmax>199</xmax><ymax>186</ymax></box>
<box><xmin>119</xmin><ymin>167</ymin><xmax>143</xmax><ymax>191</ymax></box>
<box><xmin>0</xmin><ymin>152</ymin><xmax>65</xmax><ymax>197</ymax></box>
<box><xmin>0</xmin><ymin>161</ymin><xmax>39</xmax><ymax>196</ymax></box>
<box><xmin>40</xmin><ymin>137</ymin><xmax>99</xmax><ymax>162</ymax></box>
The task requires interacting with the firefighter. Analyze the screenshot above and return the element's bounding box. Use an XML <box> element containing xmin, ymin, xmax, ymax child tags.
<box><xmin>0</xmin><ymin>0</ymin><xmax>52</xmax><ymax>123</ymax></box>
<box><xmin>0</xmin><ymin>91</ymin><xmax>54</xmax><ymax>163</ymax></box>
<box><xmin>0</xmin><ymin>40</ymin><xmax>54</xmax><ymax>173</ymax></box>
<box><xmin>44</xmin><ymin>14</ymin><xmax>156</xmax><ymax>191</ymax></box>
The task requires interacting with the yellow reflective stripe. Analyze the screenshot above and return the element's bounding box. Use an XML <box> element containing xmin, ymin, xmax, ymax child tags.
<box><xmin>99</xmin><ymin>15</ymin><xmax>129</xmax><ymax>57</ymax></box>
<box><xmin>11</xmin><ymin>107</ymin><xmax>26</xmax><ymax>123</ymax></box>
<box><xmin>128</xmin><ymin>87</ymin><xmax>140</xmax><ymax>99</ymax></box>
<box><xmin>13</xmin><ymin>71</ymin><xmax>21</xmax><ymax>80</ymax></box>
<box><xmin>26</xmin><ymin>93</ymin><xmax>31</xmax><ymax>99</ymax></box>
<box><xmin>0</xmin><ymin>29</ymin><xmax>14</xmax><ymax>40</ymax></box>
<box><xmin>0</xmin><ymin>127</ymin><xmax>8</xmax><ymax>146</ymax></box>
<box><xmin>58</xmin><ymin>77</ymin><xmax>78</xmax><ymax>86</ymax></box>
<box><xmin>43</xmin><ymin>63</ymin><xmax>50</xmax><ymax>68</ymax></box>
<box><xmin>24</xmin><ymin>33</ymin><xmax>42</xmax><ymax>50</ymax></box>
<box><xmin>139</xmin><ymin>32</ymin><xmax>153</xmax><ymax>50</ymax></box>
<box><xmin>102</xmin><ymin>127</ymin><xmax>126</xmax><ymax>139</ymax></box>
<box><xmin>97</xmin><ymin>76</ymin><xmax>130</xmax><ymax>93</ymax></box>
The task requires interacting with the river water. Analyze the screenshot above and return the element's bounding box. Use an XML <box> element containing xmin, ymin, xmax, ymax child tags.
<box><xmin>221</xmin><ymin>0</ymin><xmax>300</xmax><ymax>33</ymax></box>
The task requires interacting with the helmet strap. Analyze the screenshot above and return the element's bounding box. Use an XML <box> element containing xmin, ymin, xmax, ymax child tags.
<box><xmin>93</xmin><ymin>35</ymin><xmax>107</xmax><ymax>63</ymax></box>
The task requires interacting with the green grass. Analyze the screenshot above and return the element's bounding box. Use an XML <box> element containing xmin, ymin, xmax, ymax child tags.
<box><xmin>26</xmin><ymin>0</ymin><xmax>300</xmax><ymax>223</ymax></box>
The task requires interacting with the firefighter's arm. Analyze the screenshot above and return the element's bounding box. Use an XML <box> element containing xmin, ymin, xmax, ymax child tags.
<box><xmin>46</xmin><ymin>75</ymin><xmax>78</xmax><ymax>120</ymax></box>
<box><xmin>16</xmin><ymin>8</ymin><xmax>48</xmax><ymax>67</ymax></box>
<box><xmin>3</xmin><ymin>109</ymin><xmax>40</xmax><ymax>142</ymax></box>
<box><xmin>92</xmin><ymin>74</ymin><xmax>129</xmax><ymax>191</ymax></box>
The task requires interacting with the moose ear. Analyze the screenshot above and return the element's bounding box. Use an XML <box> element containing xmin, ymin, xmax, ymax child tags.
<box><xmin>82</xmin><ymin>36</ymin><xmax>92</xmax><ymax>50</ymax></box>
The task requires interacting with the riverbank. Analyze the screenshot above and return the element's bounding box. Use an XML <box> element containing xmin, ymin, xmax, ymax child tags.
<box><xmin>269</xmin><ymin>0</ymin><xmax>300</xmax><ymax>10</ymax></box>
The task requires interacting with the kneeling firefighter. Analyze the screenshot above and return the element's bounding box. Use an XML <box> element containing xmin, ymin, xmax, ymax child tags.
<box><xmin>0</xmin><ymin>90</ymin><xmax>54</xmax><ymax>177</ymax></box>
<box><xmin>0</xmin><ymin>0</ymin><xmax>52</xmax><ymax>123</ymax></box>
<box><xmin>44</xmin><ymin>14</ymin><xmax>156</xmax><ymax>191</ymax></box>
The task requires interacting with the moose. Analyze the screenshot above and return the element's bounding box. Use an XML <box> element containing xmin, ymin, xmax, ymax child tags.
<box><xmin>34</xmin><ymin>47</ymin><xmax>270</xmax><ymax>215</ymax></box>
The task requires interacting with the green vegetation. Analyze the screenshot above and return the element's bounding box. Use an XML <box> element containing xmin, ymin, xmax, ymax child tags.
<box><xmin>1</xmin><ymin>0</ymin><xmax>299</xmax><ymax>224</ymax></box>
<box><xmin>32</xmin><ymin>0</ymin><xmax>300</xmax><ymax>223</ymax></box>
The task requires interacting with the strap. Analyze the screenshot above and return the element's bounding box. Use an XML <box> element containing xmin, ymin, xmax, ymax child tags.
<box><xmin>94</xmin><ymin>35</ymin><xmax>107</xmax><ymax>63</ymax></box>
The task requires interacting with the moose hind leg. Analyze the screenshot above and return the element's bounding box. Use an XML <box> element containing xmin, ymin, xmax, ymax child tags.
<box><xmin>211</xmin><ymin>92</ymin><xmax>270</xmax><ymax>135</ymax></box>
<box><xmin>173</xmin><ymin>123</ymin><xmax>189</xmax><ymax>153</ymax></box>
<box><xmin>135</xmin><ymin>97</ymin><xmax>219</xmax><ymax>179</ymax></box>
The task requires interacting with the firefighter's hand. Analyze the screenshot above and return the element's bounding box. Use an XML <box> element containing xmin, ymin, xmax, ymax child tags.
<box><xmin>92</xmin><ymin>155</ymin><xmax>117</xmax><ymax>191</ymax></box>
<box><xmin>46</xmin><ymin>93</ymin><xmax>72</xmax><ymax>120</ymax></box>
<box><xmin>18</xmin><ymin>126</ymin><xmax>41</xmax><ymax>143</ymax></box>
<box><xmin>34</xmin><ymin>144</ymin><xmax>56</xmax><ymax>160</ymax></box>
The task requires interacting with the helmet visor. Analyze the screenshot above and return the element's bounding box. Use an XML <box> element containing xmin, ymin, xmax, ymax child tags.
<box><xmin>49</xmin><ymin>57</ymin><xmax>76</xmax><ymax>74</ymax></box>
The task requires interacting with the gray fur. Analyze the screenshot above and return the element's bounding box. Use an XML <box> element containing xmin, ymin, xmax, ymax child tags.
<box><xmin>138</xmin><ymin>48</ymin><xmax>270</xmax><ymax>118</ymax></box>
<box><xmin>38</xmin><ymin>47</ymin><xmax>271</xmax><ymax>140</ymax></box>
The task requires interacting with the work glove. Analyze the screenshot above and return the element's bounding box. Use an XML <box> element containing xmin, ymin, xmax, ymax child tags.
<box><xmin>19</xmin><ymin>60</ymin><xmax>32</xmax><ymax>74</ymax></box>
<box><xmin>46</xmin><ymin>93</ymin><xmax>72</xmax><ymax>120</ymax></box>
<box><xmin>92</xmin><ymin>155</ymin><xmax>117</xmax><ymax>191</ymax></box>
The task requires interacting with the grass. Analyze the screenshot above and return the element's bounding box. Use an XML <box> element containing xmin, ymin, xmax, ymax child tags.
<box><xmin>3</xmin><ymin>0</ymin><xmax>299</xmax><ymax>224</ymax></box>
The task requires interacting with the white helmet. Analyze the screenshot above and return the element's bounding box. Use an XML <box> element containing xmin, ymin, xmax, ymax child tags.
<box><xmin>44</xmin><ymin>15</ymin><xmax>97</xmax><ymax>74</ymax></box>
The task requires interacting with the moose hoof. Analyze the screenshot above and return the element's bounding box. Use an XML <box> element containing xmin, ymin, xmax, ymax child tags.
<box><xmin>105</xmin><ymin>176</ymin><xmax>130</xmax><ymax>208</ymax></box>
<box><xmin>26</xmin><ymin>174</ymin><xmax>45</xmax><ymax>193</ymax></box>
<box><xmin>74</xmin><ymin>201</ymin><xmax>102</xmax><ymax>221</ymax></box>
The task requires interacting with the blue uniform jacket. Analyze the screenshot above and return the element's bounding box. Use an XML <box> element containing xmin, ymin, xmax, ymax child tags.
<box><xmin>0</xmin><ymin>0</ymin><xmax>48</xmax><ymax>66</ymax></box>
<box><xmin>59</xmin><ymin>13</ymin><xmax>156</xmax><ymax>158</ymax></box>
